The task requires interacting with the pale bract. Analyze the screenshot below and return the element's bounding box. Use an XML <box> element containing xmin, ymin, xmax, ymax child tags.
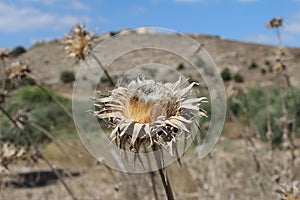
<box><xmin>92</xmin><ymin>77</ymin><xmax>207</xmax><ymax>158</ymax></box>
<box><xmin>63</xmin><ymin>23</ymin><xmax>94</xmax><ymax>61</ymax></box>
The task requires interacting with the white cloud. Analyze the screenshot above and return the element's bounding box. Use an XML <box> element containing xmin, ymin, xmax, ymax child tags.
<box><xmin>286</xmin><ymin>22</ymin><xmax>300</xmax><ymax>34</ymax></box>
<box><xmin>0</xmin><ymin>2</ymin><xmax>90</xmax><ymax>32</ymax></box>
<box><xmin>17</xmin><ymin>0</ymin><xmax>56</xmax><ymax>6</ymax></box>
<box><xmin>133</xmin><ymin>6</ymin><xmax>146</xmax><ymax>13</ymax></box>
<box><xmin>285</xmin><ymin>12</ymin><xmax>300</xmax><ymax>34</ymax></box>
<box><xmin>236</xmin><ymin>0</ymin><xmax>259</xmax><ymax>2</ymax></box>
<box><xmin>69</xmin><ymin>1</ymin><xmax>90</xmax><ymax>11</ymax></box>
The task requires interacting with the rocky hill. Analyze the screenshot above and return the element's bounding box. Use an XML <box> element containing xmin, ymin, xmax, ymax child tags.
<box><xmin>8</xmin><ymin>33</ymin><xmax>300</xmax><ymax>97</ymax></box>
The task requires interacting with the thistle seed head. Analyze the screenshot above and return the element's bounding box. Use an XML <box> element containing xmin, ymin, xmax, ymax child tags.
<box><xmin>93</xmin><ymin>77</ymin><xmax>207</xmax><ymax>156</ymax></box>
<box><xmin>63</xmin><ymin>23</ymin><xmax>94</xmax><ymax>61</ymax></box>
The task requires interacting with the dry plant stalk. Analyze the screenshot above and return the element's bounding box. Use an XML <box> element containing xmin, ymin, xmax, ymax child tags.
<box><xmin>0</xmin><ymin>52</ymin><xmax>79</xmax><ymax>199</ymax></box>
<box><xmin>63</xmin><ymin>23</ymin><xmax>114</xmax><ymax>86</ymax></box>
<box><xmin>267</xmin><ymin>17</ymin><xmax>298</xmax><ymax>162</ymax></box>
<box><xmin>93</xmin><ymin>76</ymin><xmax>207</xmax><ymax>199</ymax></box>
<box><xmin>274</xmin><ymin>181</ymin><xmax>300</xmax><ymax>200</ymax></box>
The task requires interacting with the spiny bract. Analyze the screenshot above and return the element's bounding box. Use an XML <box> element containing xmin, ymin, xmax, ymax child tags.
<box><xmin>93</xmin><ymin>77</ymin><xmax>207</xmax><ymax>156</ymax></box>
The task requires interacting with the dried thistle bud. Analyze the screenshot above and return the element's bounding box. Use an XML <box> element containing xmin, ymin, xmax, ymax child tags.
<box><xmin>0</xmin><ymin>50</ymin><xmax>9</xmax><ymax>60</ymax></box>
<box><xmin>0</xmin><ymin>143</ymin><xmax>26</xmax><ymax>173</ymax></box>
<box><xmin>63</xmin><ymin>23</ymin><xmax>94</xmax><ymax>61</ymax></box>
<box><xmin>268</xmin><ymin>18</ymin><xmax>283</xmax><ymax>29</ymax></box>
<box><xmin>15</xmin><ymin>111</ymin><xmax>29</xmax><ymax>130</ymax></box>
<box><xmin>273</xmin><ymin>60</ymin><xmax>286</xmax><ymax>72</ymax></box>
<box><xmin>93</xmin><ymin>77</ymin><xmax>207</xmax><ymax>156</ymax></box>
<box><xmin>276</xmin><ymin>47</ymin><xmax>287</xmax><ymax>58</ymax></box>
<box><xmin>226</xmin><ymin>84</ymin><xmax>243</xmax><ymax>99</ymax></box>
<box><xmin>274</xmin><ymin>181</ymin><xmax>300</xmax><ymax>200</ymax></box>
<box><xmin>7</xmin><ymin>62</ymin><xmax>31</xmax><ymax>80</ymax></box>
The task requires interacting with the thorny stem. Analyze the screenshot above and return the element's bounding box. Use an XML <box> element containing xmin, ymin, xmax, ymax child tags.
<box><xmin>274</xmin><ymin>26</ymin><xmax>298</xmax><ymax>161</ymax></box>
<box><xmin>0</xmin><ymin>106</ymin><xmax>77</xmax><ymax>200</ymax></box>
<box><xmin>266</xmin><ymin>89</ymin><xmax>273</xmax><ymax>151</ymax></box>
<box><xmin>153</xmin><ymin>145</ymin><xmax>175</xmax><ymax>200</ymax></box>
<box><xmin>35</xmin><ymin>82</ymin><xmax>73</xmax><ymax>120</ymax></box>
<box><xmin>29</xmin><ymin>122</ymin><xmax>100</xmax><ymax>199</ymax></box>
<box><xmin>0</xmin><ymin>59</ymin><xmax>7</xmax><ymax>140</ymax></box>
<box><xmin>89</xmin><ymin>52</ymin><xmax>115</xmax><ymax>87</ymax></box>
<box><xmin>158</xmin><ymin>168</ymin><xmax>174</xmax><ymax>200</ymax></box>
<box><xmin>227</xmin><ymin>104</ymin><xmax>261</xmax><ymax>172</ymax></box>
<box><xmin>276</xmin><ymin>28</ymin><xmax>282</xmax><ymax>47</ymax></box>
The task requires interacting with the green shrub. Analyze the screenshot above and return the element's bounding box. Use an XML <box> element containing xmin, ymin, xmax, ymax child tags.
<box><xmin>19</xmin><ymin>77</ymin><xmax>36</xmax><ymax>86</ymax></box>
<box><xmin>264</xmin><ymin>60</ymin><xmax>271</xmax><ymax>66</ymax></box>
<box><xmin>261</xmin><ymin>68</ymin><xmax>267</xmax><ymax>75</ymax></box>
<box><xmin>18</xmin><ymin>86</ymin><xmax>49</xmax><ymax>103</ymax></box>
<box><xmin>109</xmin><ymin>31</ymin><xmax>119</xmax><ymax>36</ymax></box>
<box><xmin>234</xmin><ymin>73</ymin><xmax>244</xmax><ymax>83</ymax></box>
<box><xmin>100</xmin><ymin>76</ymin><xmax>109</xmax><ymax>83</ymax></box>
<box><xmin>177</xmin><ymin>63</ymin><xmax>185</xmax><ymax>70</ymax></box>
<box><xmin>248</xmin><ymin>61</ymin><xmax>258</xmax><ymax>70</ymax></box>
<box><xmin>221</xmin><ymin>67</ymin><xmax>232</xmax><ymax>81</ymax></box>
<box><xmin>9</xmin><ymin>46</ymin><xmax>26</xmax><ymax>57</ymax></box>
<box><xmin>60</xmin><ymin>70</ymin><xmax>75</xmax><ymax>84</ymax></box>
<box><xmin>228</xmin><ymin>88</ymin><xmax>300</xmax><ymax>143</ymax></box>
<box><xmin>1</xmin><ymin>86</ymin><xmax>72</xmax><ymax>146</ymax></box>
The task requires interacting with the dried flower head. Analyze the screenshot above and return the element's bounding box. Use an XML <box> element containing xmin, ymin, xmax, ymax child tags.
<box><xmin>273</xmin><ymin>60</ymin><xmax>286</xmax><ymax>72</ymax></box>
<box><xmin>93</xmin><ymin>77</ymin><xmax>207</xmax><ymax>156</ymax></box>
<box><xmin>63</xmin><ymin>23</ymin><xmax>94</xmax><ymax>60</ymax></box>
<box><xmin>15</xmin><ymin>111</ymin><xmax>29</xmax><ymax>130</ymax></box>
<box><xmin>7</xmin><ymin>62</ymin><xmax>31</xmax><ymax>80</ymax></box>
<box><xmin>276</xmin><ymin>47</ymin><xmax>287</xmax><ymax>58</ymax></box>
<box><xmin>274</xmin><ymin>181</ymin><xmax>300</xmax><ymax>200</ymax></box>
<box><xmin>0</xmin><ymin>50</ymin><xmax>9</xmax><ymax>60</ymax></box>
<box><xmin>0</xmin><ymin>142</ymin><xmax>26</xmax><ymax>173</ymax></box>
<box><xmin>226</xmin><ymin>84</ymin><xmax>243</xmax><ymax>99</ymax></box>
<box><xmin>268</xmin><ymin>18</ymin><xmax>284</xmax><ymax>29</ymax></box>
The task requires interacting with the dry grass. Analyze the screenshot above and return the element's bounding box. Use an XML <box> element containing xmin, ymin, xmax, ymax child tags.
<box><xmin>1</xmin><ymin>137</ymin><xmax>300</xmax><ymax>200</ymax></box>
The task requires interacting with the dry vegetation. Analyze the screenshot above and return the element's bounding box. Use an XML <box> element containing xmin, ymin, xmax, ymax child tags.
<box><xmin>1</xmin><ymin>21</ymin><xmax>300</xmax><ymax>200</ymax></box>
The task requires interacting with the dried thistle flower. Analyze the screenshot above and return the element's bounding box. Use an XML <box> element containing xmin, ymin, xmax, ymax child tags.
<box><xmin>273</xmin><ymin>60</ymin><xmax>286</xmax><ymax>72</ymax></box>
<box><xmin>276</xmin><ymin>47</ymin><xmax>287</xmax><ymax>58</ymax></box>
<box><xmin>15</xmin><ymin>111</ymin><xmax>29</xmax><ymax>130</ymax></box>
<box><xmin>7</xmin><ymin>62</ymin><xmax>31</xmax><ymax>80</ymax></box>
<box><xmin>226</xmin><ymin>84</ymin><xmax>243</xmax><ymax>99</ymax></box>
<box><xmin>274</xmin><ymin>181</ymin><xmax>300</xmax><ymax>200</ymax></box>
<box><xmin>268</xmin><ymin>18</ymin><xmax>283</xmax><ymax>29</ymax></box>
<box><xmin>0</xmin><ymin>50</ymin><xmax>9</xmax><ymax>60</ymax></box>
<box><xmin>63</xmin><ymin>23</ymin><xmax>94</xmax><ymax>60</ymax></box>
<box><xmin>0</xmin><ymin>142</ymin><xmax>26</xmax><ymax>173</ymax></box>
<box><xmin>93</xmin><ymin>77</ymin><xmax>207</xmax><ymax>156</ymax></box>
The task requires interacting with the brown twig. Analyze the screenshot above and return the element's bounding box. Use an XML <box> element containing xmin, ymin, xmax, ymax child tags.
<box><xmin>0</xmin><ymin>106</ymin><xmax>77</xmax><ymax>200</ymax></box>
<box><xmin>89</xmin><ymin>52</ymin><xmax>115</xmax><ymax>86</ymax></box>
<box><xmin>153</xmin><ymin>145</ymin><xmax>174</xmax><ymax>200</ymax></box>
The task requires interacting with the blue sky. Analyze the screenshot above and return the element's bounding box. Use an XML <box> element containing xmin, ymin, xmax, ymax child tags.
<box><xmin>1</xmin><ymin>0</ymin><xmax>300</xmax><ymax>49</ymax></box>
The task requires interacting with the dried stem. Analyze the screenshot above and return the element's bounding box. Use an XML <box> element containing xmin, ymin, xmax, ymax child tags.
<box><xmin>158</xmin><ymin>167</ymin><xmax>174</xmax><ymax>200</ymax></box>
<box><xmin>153</xmin><ymin>146</ymin><xmax>175</xmax><ymax>200</ymax></box>
<box><xmin>36</xmin><ymin>83</ymin><xmax>73</xmax><ymax>120</ymax></box>
<box><xmin>276</xmin><ymin>28</ymin><xmax>282</xmax><ymax>47</ymax></box>
<box><xmin>89</xmin><ymin>52</ymin><xmax>115</xmax><ymax>86</ymax></box>
<box><xmin>0</xmin><ymin>106</ymin><xmax>77</xmax><ymax>200</ymax></box>
<box><xmin>266</xmin><ymin>89</ymin><xmax>273</xmax><ymax>151</ymax></box>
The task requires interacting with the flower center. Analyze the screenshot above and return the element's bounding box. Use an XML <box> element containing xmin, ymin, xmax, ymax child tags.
<box><xmin>126</xmin><ymin>84</ymin><xmax>178</xmax><ymax>123</ymax></box>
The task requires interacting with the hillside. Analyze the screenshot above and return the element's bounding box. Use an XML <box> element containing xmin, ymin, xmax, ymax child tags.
<box><xmin>8</xmin><ymin>32</ymin><xmax>300</xmax><ymax>97</ymax></box>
